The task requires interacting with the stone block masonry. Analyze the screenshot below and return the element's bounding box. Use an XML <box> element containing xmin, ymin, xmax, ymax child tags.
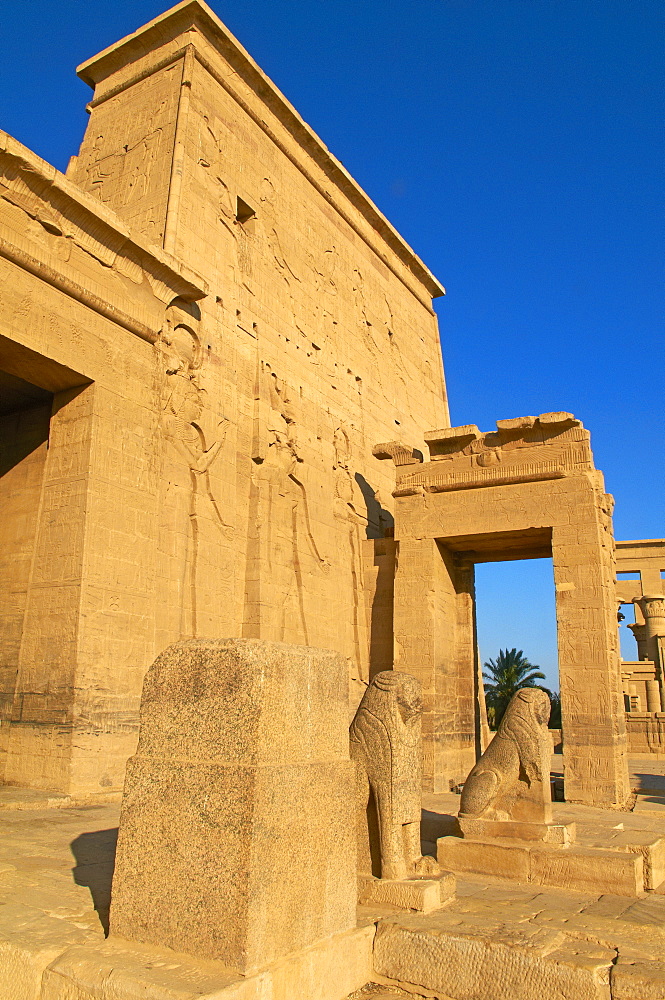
<box><xmin>0</xmin><ymin>0</ymin><xmax>450</xmax><ymax>795</ymax></box>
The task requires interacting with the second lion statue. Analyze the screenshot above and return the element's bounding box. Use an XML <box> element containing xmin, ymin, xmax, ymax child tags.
<box><xmin>459</xmin><ymin>686</ymin><xmax>553</xmax><ymax>827</ymax></box>
<box><xmin>350</xmin><ymin>670</ymin><xmax>439</xmax><ymax>881</ymax></box>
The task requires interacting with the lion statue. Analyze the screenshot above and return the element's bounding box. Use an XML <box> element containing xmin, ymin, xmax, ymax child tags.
<box><xmin>459</xmin><ymin>687</ymin><xmax>552</xmax><ymax>825</ymax></box>
<box><xmin>350</xmin><ymin>670</ymin><xmax>439</xmax><ymax>881</ymax></box>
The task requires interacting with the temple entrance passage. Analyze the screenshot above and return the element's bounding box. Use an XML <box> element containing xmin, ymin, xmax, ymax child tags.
<box><xmin>377</xmin><ymin>412</ymin><xmax>630</xmax><ymax>808</ymax></box>
<box><xmin>0</xmin><ymin>336</ymin><xmax>92</xmax><ymax>791</ymax></box>
<box><xmin>0</xmin><ymin>370</ymin><xmax>53</xmax><ymax>762</ymax></box>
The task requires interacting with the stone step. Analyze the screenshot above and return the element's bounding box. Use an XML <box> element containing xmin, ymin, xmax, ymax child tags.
<box><xmin>373</xmin><ymin>908</ymin><xmax>617</xmax><ymax>1000</ymax></box>
<box><xmin>437</xmin><ymin>835</ymin><xmax>646</xmax><ymax>896</ymax></box>
<box><xmin>358</xmin><ymin>871</ymin><xmax>456</xmax><ymax>913</ymax></box>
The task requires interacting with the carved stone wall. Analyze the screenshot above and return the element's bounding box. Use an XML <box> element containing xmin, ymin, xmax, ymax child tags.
<box><xmin>0</xmin><ymin>400</ymin><xmax>51</xmax><ymax>767</ymax></box>
<box><xmin>0</xmin><ymin>130</ymin><xmax>206</xmax><ymax>793</ymax></box>
<box><xmin>0</xmin><ymin>2</ymin><xmax>450</xmax><ymax>793</ymax></box>
<box><xmin>70</xmin><ymin>4</ymin><xmax>450</xmax><ymax>711</ymax></box>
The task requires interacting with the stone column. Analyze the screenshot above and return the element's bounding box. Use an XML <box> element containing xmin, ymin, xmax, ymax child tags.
<box><xmin>4</xmin><ymin>386</ymin><xmax>95</xmax><ymax>792</ymax></box>
<box><xmin>640</xmin><ymin>596</ymin><xmax>665</xmax><ymax>653</ymax></box>
<box><xmin>646</xmin><ymin>680</ymin><xmax>661</xmax><ymax>714</ymax></box>
<box><xmin>639</xmin><ymin>596</ymin><xmax>665</xmax><ymax>711</ymax></box>
<box><xmin>455</xmin><ymin>560</ymin><xmax>490</xmax><ymax>755</ymax></box>
<box><xmin>5</xmin><ymin>383</ymin><xmax>159</xmax><ymax>795</ymax></box>
<box><xmin>628</xmin><ymin>622</ymin><xmax>649</xmax><ymax>661</ymax></box>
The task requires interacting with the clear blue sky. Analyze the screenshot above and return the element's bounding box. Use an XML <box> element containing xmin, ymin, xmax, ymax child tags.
<box><xmin>1</xmin><ymin>0</ymin><xmax>662</xmax><ymax>688</ymax></box>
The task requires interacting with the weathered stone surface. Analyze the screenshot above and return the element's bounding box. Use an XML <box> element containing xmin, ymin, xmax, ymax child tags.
<box><xmin>373</xmin><ymin>908</ymin><xmax>615</xmax><ymax>1000</ymax></box>
<box><xmin>437</xmin><ymin>835</ymin><xmax>645</xmax><ymax>896</ymax></box>
<box><xmin>4</xmin><ymin>796</ymin><xmax>665</xmax><ymax>999</ymax></box>
<box><xmin>437</xmin><ymin>835</ymin><xmax>531</xmax><ymax>882</ymax></box>
<box><xmin>529</xmin><ymin>844</ymin><xmax>644</xmax><ymax>896</ymax></box>
<box><xmin>109</xmin><ymin>639</ymin><xmax>356</xmax><ymax>975</ymax></box>
<box><xmin>611</xmin><ymin>954</ymin><xmax>665</xmax><ymax>999</ymax></box>
<box><xmin>0</xmin><ymin>907</ymin><xmax>94</xmax><ymax>1000</ymax></box>
<box><xmin>459</xmin><ymin>816</ymin><xmax>575</xmax><ymax>844</ymax></box>
<box><xmin>41</xmin><ymin>926</ymin><xmax>375</xmax><ymax>1000</ymax></box>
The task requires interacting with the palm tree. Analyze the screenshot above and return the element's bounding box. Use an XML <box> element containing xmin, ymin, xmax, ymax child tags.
<box><xmin>483</xmin><ymin>648</ymin><xmax>548</xmax><ymax>729</ymax></box>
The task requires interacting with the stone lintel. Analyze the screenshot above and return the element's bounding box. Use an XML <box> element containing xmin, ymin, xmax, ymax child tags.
<box><xmin>424</xmin><ymin>424</ymin><xmax>480</xmax><ymax>458</ymax></box>
<box><xmin>537</xmin><ymin>410</ymin><xmax>578</xmax><ymax>426</ymax></box>
<box><xmin>496</xmin><ymin>411</ymin><xmax>579</xmax><ymax>433</ymax></box>
<box><xmin>494</xmin><ymin>415</ymin><xmax>537</xmax><ymax>432</ymax></box>
<box><xmin>616</xmin><ymin>538</ymin><xmax>665</xmax><ymax>555</ymax></box>
<box><xmin>423</xmin><ymin>413</ymin><xmax>584</xmax><ymax>465</ymax></box>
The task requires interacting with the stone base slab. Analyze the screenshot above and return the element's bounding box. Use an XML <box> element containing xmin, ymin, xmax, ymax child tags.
<box><xmin>0</xmin><ymin>787</ymin><xmax>121</xmax><ymax>811</ymax></box>
<box><xmin>437</xmin><ymin>835</ymin><xmax>645</xmax><ymax>896</ymax></box>
<box><xmin>373</xmin><ymin>911</ymin><xmax>617</xmax><ymax>1000</ymax></box>
<box><xmin>459</xmin><ymin>816</ymin><xmax>576</xmax><ymax>845</ymax></box>
<box><xmin>358</xmin><ymin>872</ymin><xmax>456</xmax><ymax>913</ymax></box>
<box><xmin>35</xmin><ymin>926</ymin><xmax>375</xmax><ymax>1000</ymax></box>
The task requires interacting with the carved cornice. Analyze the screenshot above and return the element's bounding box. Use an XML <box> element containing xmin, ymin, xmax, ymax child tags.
<box><xmin>0</xmin><ymin>131</ymin><xmax>207</xmax><ymax>342</ymax></box>
<box><xmin>393</xmin><ymin>412</ymin><xmax>595</xmax><ymax>497</ymax></box>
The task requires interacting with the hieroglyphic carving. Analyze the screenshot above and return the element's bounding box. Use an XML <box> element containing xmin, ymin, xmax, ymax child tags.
<box><xmin>333</xmin><ymin>426</ymin><xmax>369</xmax><ymax>679</ymax></box>
<box><xmin>0</xmin><ymin>158</ymin><xmax>135</xmax><ymax>274</ymax></box>
<box><xmin>267</xmin><ymin>226</ymin><xmax>304</xmax><ymax>330</ymax></box>
<box><xmin>350</xmin><ymin>670</ymin><xmax>439</xmax><ymax>880</ymax></box>
<box><xmin>197</xmin><ymin>115</ymin><xmax>236</xmax><ymax>234</ymax></box>
<box><xmin>0</xmin><ymin>143</ymin><xmax>201</xmax><ymax>345</ymax></box>
<box><xmin>352</xmin><ymin>267</ymin><xmax>385</xmax><ymax>386</ymax></box>
<box><xmin>159</xmin><ymin>304</ymin><xmax>229</xmax><ymax>634</ymax></box>
<box><xmin>300</xmin><ymin>241</ymin><xmax>339</xmax><ymax>355</ymax></box>
<box><xmin>160</xmin><ymin>308</ymin><xmax>228</xmax><ymax>479</ymax></box>
<box><xmin>253</xmin><ymin>367</ymin><xmax>328</xmax><ymax>642</ymax></box>
<box><xmin>333</xmin><ymin>426</ymin><xmax>358</xmax><ymax>519</ymax></box>
<box><xmin>72</xmin><ymin>62</ymin><xmax>180</xmax><ymax>241</ymax></box>
<box><xmin>83</xmin><ymin>124</ymin><xmax>165</xmax><ymax>245</ymax></box>
<box><xmin>86</xmin><ymin>127</ymin><xmax>164</xmax><ymax>209</ymax></box>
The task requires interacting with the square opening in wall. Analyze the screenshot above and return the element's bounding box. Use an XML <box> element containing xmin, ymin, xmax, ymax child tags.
<box><xmin>236</xmin><ymin>196</ymin><xmax>256</xmax><ymax>228</ymax></box>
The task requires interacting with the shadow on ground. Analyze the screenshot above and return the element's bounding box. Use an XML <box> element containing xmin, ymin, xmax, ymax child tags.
<box><xmin>71</xmin><ymin>827</ymin><xmax>118</xmax><ymax>935</ymax></box>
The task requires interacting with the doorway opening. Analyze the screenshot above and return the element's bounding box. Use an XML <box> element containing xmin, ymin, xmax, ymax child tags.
<box><xmin>0</xmin><ymin>370</ymin><xmax>53</xmax><ymax>771</ymax></box>
<box><xmin>473</xmin><ymin>557</ymin><xmax>560</xmax><ymax>737</ymax></box>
